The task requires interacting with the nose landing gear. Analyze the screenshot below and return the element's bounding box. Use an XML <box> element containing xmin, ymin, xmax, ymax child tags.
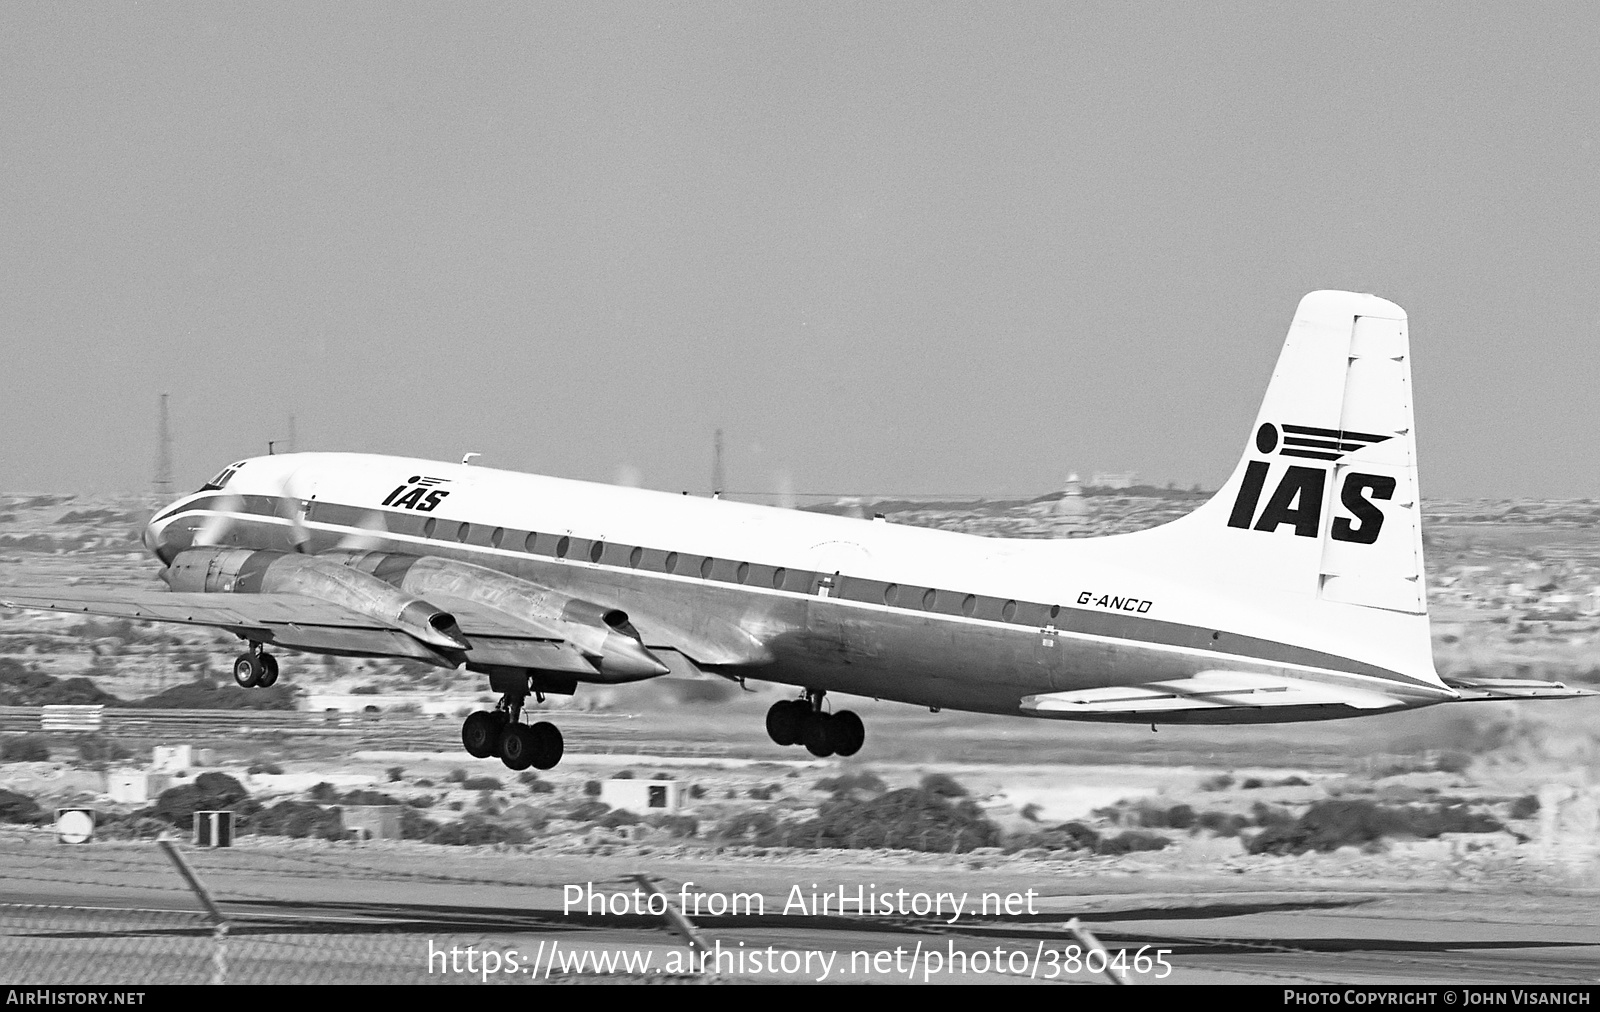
<box><xmin>765</xmin><ymin>690</ymin><xmax>864</xmax><ymax>758</ymax></box>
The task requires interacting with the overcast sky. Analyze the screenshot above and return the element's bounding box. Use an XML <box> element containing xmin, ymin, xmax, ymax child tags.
<box><xmin>3</xmin><ymin>4</ymin><xmax>1597</xmax><ymax>501</ymax></box>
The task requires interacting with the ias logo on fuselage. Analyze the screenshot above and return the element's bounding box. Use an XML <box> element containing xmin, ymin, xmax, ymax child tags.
<box><xmin>381</xmin><ymin>475</ymin><xmax>451</xmax><ymax>512</ymax></box>
<box><xmin>1228</xmin><ymin>423</ymin><xmax>1396</xmax><ymax>543</ymax></box>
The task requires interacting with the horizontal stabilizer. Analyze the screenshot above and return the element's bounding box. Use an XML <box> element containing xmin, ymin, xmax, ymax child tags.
<box><xmin>1020</xmin><ymin>670</ymin><xmax>1406</xmax><ymax>716</ymax></box>
<box><xmin>1441</xmin><ymin>675</ymin><xmax>1600</xmax><ymax>701</ymax></box>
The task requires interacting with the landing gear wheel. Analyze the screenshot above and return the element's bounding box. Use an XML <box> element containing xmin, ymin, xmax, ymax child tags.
<box><xmin>487</xmin><ymin>709</ymin><xmax>510</xmax><ymax>757</ymax></box>
<box><xmin>830</xmin><ymin>710</ymin><xmax>865</xmax><ymax>757</ymax></box>
<box><xmin>256</xmin><ymin>653</ymin><xmax>279</xmax><ymax>688</ymax></box>
<box><xmin>232</xmin><ymin>653</ymin><xmax>261</xmax><ymax>688</ymax></box>
<box><xmin>461</xmin><ymin>711</ymin><xmax>501</xmax><ymax>759</ymax></box>
<box><xmin>766</xmin><ymin>700</ymin><xmax>806</xmax><ymax>746</ymax></box>
<box><xmin>529</xmin><ymin>721</ymin><xmax>564</xmax><ymax>770</ymax></box>
<box><xmin>802</xmin><ymin>711</ymin><xmax>835</xmax><ymax>758</ymax></box>
<box><xmin>500</xmin><ymin>724</ymin><xmax>537</xmax><ymax>771</ymax></box>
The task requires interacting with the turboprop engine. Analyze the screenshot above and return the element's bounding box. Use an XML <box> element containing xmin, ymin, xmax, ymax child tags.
<box><xmin>326</xmin><ymin>551</ymin><xmax>669</xmax><ymax>682</ymax></box>
<box><xmin>161</xmin><ymin>548</ymin><xmax>470</xmax><ymax>654</ymax></box>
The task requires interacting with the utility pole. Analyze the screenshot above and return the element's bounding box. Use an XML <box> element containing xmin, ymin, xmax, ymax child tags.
<box><xmin>712</xmin><ymin>428</ymin><xmax>724</xmax><ymax>498</ymax></box>
<box><xmin>154</xmin><ymin>394</ymin><xmax>173</xmax><ymax>501</ymax></box>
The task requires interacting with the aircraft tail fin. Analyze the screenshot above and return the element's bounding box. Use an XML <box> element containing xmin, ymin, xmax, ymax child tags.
<box><xmin>1112</xmin><ymin>290</ymin><xmax>1435</xmax><ymax>683</ymax></box>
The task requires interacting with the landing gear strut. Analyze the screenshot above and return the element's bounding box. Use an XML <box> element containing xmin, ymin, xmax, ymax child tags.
<box><xmin>460</xmin><ymin>692</ymin><xmax>565</xmax><ymax>770</ymax></box>
<box><xmin>766</xmin><ymin>690</ymin><xmax>864</xmax><ymax>758</ymax></box>
<box><xmin>232</xmin><ymin>643</ymin><xmax>279</xmax><ymax>688</ymax></box>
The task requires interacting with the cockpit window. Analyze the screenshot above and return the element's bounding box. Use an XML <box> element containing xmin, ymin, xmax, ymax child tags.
<box><xmin>198</xmin><ymin>462</ymin><xmax>246</xmax><ymax>492</ymax></box>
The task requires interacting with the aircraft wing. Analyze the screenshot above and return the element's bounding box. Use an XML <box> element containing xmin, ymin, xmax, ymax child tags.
<box><xmin>1440</xmin><ymin>675</ymin><xmax>1600</xmax><ymax>701</ymax></box>
<box><xmin>1020</xmin><ymin>670</ymin><xmax>1407</xmax><ymax>718</ymax></box>
<box><xmin>0</xmin><ymin>587</ymin><xmax>600</xmax><ymax>674</ymax></box>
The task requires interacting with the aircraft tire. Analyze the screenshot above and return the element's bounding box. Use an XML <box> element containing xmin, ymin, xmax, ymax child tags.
<box><xmin>461</xmin><ymin>711</ymin><xmax>501</xmax><ymax>759</ymax></box>
<box><xmin>232</xmin><ymin>653</ymin><xmax>261</xmax><ymax>689</ymax></box>
<box><xmin>830</xmin><ymin>711</ymin><xmax>865</xmax><ymax>757</ymax></box>
<box><xmin>766</xmin><ymin>700</ymin><xmax>805</xmax><ymax>746</ymax></box>
<box><xmin>530</xmin><ymin>721</ymin><xmax>564</xmax><ymax>770</ymax></box>
<box><xmin>500</xmin><ymin>724</ymin><xmax>537</xmax><ymax>771</ymax></box>
<box><xmin>802</xmin><ymin>712</ymin><xmax>835</xmax><ymax>758</ymax></box>
<box><xmin>256</xmin><ymin>654</ymin><xmax>279</xmax><ymax>688</ymax></box>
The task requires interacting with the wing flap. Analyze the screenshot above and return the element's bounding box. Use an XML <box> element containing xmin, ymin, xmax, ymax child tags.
<box><xmin>1441</xmin><ymin>675</ymin><xmax>1600</xmax><ymax>701</ymax></box>
<box><xmin>1021</xmin><ymin>670</ymin><xmax>1405</xmax><ymax>716</ymax></box>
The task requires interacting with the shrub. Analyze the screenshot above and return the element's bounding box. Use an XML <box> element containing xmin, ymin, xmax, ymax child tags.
<box><xmin>614</xmin><ymin>770</ymin><xmax>635</xmax><ymax>780</ymax></box>
<box><xmin>784</xmin><ymin>786</ymin><xmax>999</xmax><ymax>853</ymax></box>
<box><xmin>815</xmin><ymin>771</ymin><xmax>887</xmax><ymax>796</ymax></box>
<box><xmin>566</xmin><ymin>800</ymin><xmax>610</xmax><ymax>822</ymax></box>
<box><xmin>350</xmin><ymin>685</ymin><xmax>380</xmax><ymax>695</ymax></box>
<box><xmin>519</xmin><ymin>773</ymin><xmax>555</xmax><ymax>793</ymax></box>
<box><xmin>253</xmin><ymin>800</ymin><xmax>344</xmax><ymax>840</ymax></box>
<box><xmin>308</xmin><ymin>782</ymin><xmax>339</xmax><ymax>803</ymax></box>
<box><xmin>688</xmin><ymin>785</ymin><xmax>706</xmax><ymax>799</ymax></box>
<box><xmin>462</xmin><ymin>777</ymin><xmax>502</xmax><ymax>792</ymax></box>
<box><xmin>647</xmin><ymin>813</ymin><xmax>699</xmax><ymax>838</ymax></box>
<box><xmin>714</xmin><ymin>810</ymin><xmax>784</xmax><ymax>845</ymax></box>
<box><xmin>0</xmin><ymin>789</ymin><xmax>44</xmax><ymax>824</ymax></box>
<box><xmin>919</xmin><ymin>773</ymin><xmax>967</xmax><ymax>798</ymax></box>
<box><xmin>1247</xmin><ymin>799</ymin><xmax>1505</xmax><ymax>856</ymax></box>
<box><xmin>1199</xmin><ymin>774</ymin><xmax>1235</xmax><ymax>792</ymax></box>
<box><xmin>1196</xmin><ymin>810</ymin><xmax>1251</xmax><ymax>836</ymax></box>
<box><xmin>1096</xmin><ymin>831</ymin><xmax>1170</xmax><ymax>855</ymax></box>
<box><xmin>583</xmin><ymin>780</ymin><xmax>602</xmax><ymax>797</ymax></box>
<box><xmin>76</xmin><ymin>736</ymin><xmax>131</xmax><ymax>764</ymax></box>
<box><xmin>598</xmin><ymin>809</ymin><xmax>642</xmax><ymax>829</ymax></box>
<box><xmin>1</xmin><ymin>735</ymin><xmax>50</xmax><ymax>763</ymax></box>
<box><xmin>446</xmin><ymin>769</ymin><xmax>468</xmax><ymax>783</ymax></box>
<box><xmin>1509</xmin><ymin>795</ymin><xmax>1540</xmax><ymax>819</ymax></box>
<box><xmin>247</xmin><ymin>762</ymin><xmax>284</xmax><ymax>776</ymax></box>
<box><xmin>747</xmin><ymin>785</ymin><xmax>779</xmax><ymax>800</ymax></box>
<box><xmin>386</xmin><ymin>766</ymin><xmax>405</xmax><ymax>782</ymax></box>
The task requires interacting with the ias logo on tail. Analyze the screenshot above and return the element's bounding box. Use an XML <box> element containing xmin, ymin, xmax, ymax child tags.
<box><xmin>1228</xmin><ymin>423</ymin><xmax>1396</xmax><ymax>543</ymax></box>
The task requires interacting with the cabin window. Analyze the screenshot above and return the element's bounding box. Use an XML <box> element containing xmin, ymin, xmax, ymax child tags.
<box><xmin>423</xmin><ymin>518</ymin><xmax>437</xmax><ymax>539</ymax></box>
<box><xmin>629</xmin><ymin>546</ymin><xmax>643</xmax><ymax>568</ymax></box>
<box><xmin>884</xmin><ymin>583</ymin><xmax>899</xmax><ymax>606</ymax></box>
<box><xmin>961</xmin><ymin>594</ymin><xmax>976</xmax><ymax>617</ymax></box>
<box><xmin>455</xmin><ymin>522</ymin><xmax>471</xmax><ymax>543</ymax></box>
<box><xmin>556</xmin><ymin>536</ymin><xmax>571</xmax><ymax>558</ymax></box>
<box><xmin>1001</xmin><ymin>599</ymin><xmax>1017</xmax><ymax>622</ymax></box>
<box><xmin>922</xmin><ymin>589</ymin><xmax>936</xmax><ymax>610</ymax></box>
<box><xmin>664</xmin><ymin>552</ymin><xmax>678</xmax><ymax>574</ymax></box>
<box><xmin>490</xmin><ymin>527</ymin><xmax>504</xmax><ymax>549</ymax></box>
<box><xmin>590</xmin><ymin>541</ymin><xmax>605</xmax><ymax>563</ymax></box>
<box><xmin>700</xmin><ymin>557</ymin><xmax>714</xmax><ymax>579</ymax></box>
<box><xmin>523</xmin><ymin>531</ymin><xmax>538</xmax><ymax>553</ymax></box>
<box><xmin>1049</xmin><ymin>604</ymin><xmax>1061</xmax><ymax>620</ymax></box>
<box><xmin>772</xmin><ymin>567</ymin><xmax>786</xmax><ymax>590</ymax></box>
<box><xmin>736</xmin><ymin>562</ymin><xmax>750</xmax><ymax>584</ymax></box>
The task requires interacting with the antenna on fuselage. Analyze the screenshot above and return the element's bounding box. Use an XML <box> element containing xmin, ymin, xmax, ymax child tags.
<box><xmin>712</xmin><ymin>428</ymin><xmax>724</xmax><ymax>498</ymax></box>
<box><xmin>461</xmin><ymin>452</ymin><xmax>481</xmax><ymax>466</ymax></box>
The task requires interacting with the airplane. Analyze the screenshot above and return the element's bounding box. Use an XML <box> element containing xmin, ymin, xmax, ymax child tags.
<box><xmin>3</xmin><ymin>290</ymin><xmax>1593</xmax><ymax>772</ymax></box>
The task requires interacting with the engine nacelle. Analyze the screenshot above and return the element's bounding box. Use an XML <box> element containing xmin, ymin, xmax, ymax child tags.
<box><xmin>326</xmin><ymin>551</ymin><xmax>668</xmax><ymax>681</ymax></box>
<box><xmin>162</xmin><ymin>548</ymin><xmax>469</xmax><ymax>653</ymax></box>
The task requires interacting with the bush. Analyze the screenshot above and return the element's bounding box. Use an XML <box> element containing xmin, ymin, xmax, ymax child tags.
<box><xmin>253</xmin><ymin>800</ymin><xmax>344</xmax><ymax>840</ymax></box>
<box><xmin>308</xmin><ymin>782</ymin><xmax>339</xmax><ymax>803</ymax></box>
<box><xmin>386</xmin><ymin>766</ymin><xmax>405</xmax><ymax>782</ymax></box>
<box><xmin>566</xmin><ymin>800</ymin><xmax>610</xmax><ymax>822</ymax></box>
<box><xmin>919</xmin><ymin>773</ymin><xmax>967</xmax><ymax>798</ymax></box>
<box><xmin>247</xmin><ymin>762</ymin><xmax>284</xmax><ymax>776</ymax></box>
<box><xmin>519</xmin><ymin>773</ymin><xmax>555</xmax><ymax>794</ymax></box>
<box><xmin>647</xmin><ymin>813</ymin><xmax>698</xmax><ymax>838</ymax></box>
<box><xmin>350</xmin><ymin>685</ymin><xmax>380</xmax><ymax>695</ymax></box>
<box><xmin>446</xmin><ymin>769</ymin><xmax>468</xmax><ymax>783</ymax></box>
<box><xmin>1</xmin><ymin>735</ymin><xmax>50</xmax><ymax>763</ymax></box>
<box><xmin>1196</xmin><ymin>810</ymin><xmax>1251</xmax><ymax>837</ymax></box>
<box><xmin>0</xmin><ymin>789</ymin><xmax>44</xmax><ymax>824</ymax></box>
<box><xmin>1509</xmin><ymin>795</ymin><xmax>1540</xmax><ymax>819</ymax></box>
<box><xmin>815</xmin><ymin>771</ymin><xmax>886</xmax><ymax>796</ymax></box>
<box><xmin>1247</xmin><ymin>799</ymin><xmax>1505</xmax><ymax>856</ymax></box>
<box><xmin>1012</xmin><ymin>821</ymin><xmax>1099</xmax><ymax>852</ymax></box>
<box><xmin>783</xmin><ymin>786</ymin><xmax>999</xmax><ymax>853</ymax></box>
<box><xmin>583</xmin><ymin>780</ymin><xmax>602</xmax><ymax>797</ymax></box>
<box><xmin>193</xmin><ymin>773</ymin><xmax>247</xmax><ymax>806</ymax></box>
<box><xmin>713</xmin><ymin>810</ymin><xmax>784</xmax><ymax>845</ymax></box>
<box><xmin>462</xmin><ymin>777</ymin><xmax>502</xmax><ymax>792</ymax></box>
<box><xmin>1096</xmin><ymin>831</ymin><xmax>1170</xmax><ymax>855</ymax></box>
<box><xmin>152</xmin><ymin>773</ymin><xmax>251</xmax><ymax>828</ymax></box>
<box><xmin>598</xmin><ymin>809</ymin><xmax>642</xmax><ymax>829</ymax></box>
<box><xmin>76</xmin><ymin>735</ymin><xmax>131</xmax><ymax>764</ymax></box>
<box><xmin>748</xmin><ymin>784</ymin><xmax>779</xmax><ymax>800</ymax></box>
<box><xmin>1200</xmin><ymin>774</ymin><xmax>1235</xmax><ymax>792</ymax></box>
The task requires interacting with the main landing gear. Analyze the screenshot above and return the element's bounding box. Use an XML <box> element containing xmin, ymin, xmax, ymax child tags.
<box><xmin>461</xmin><ymin>693</ymin><xmax>564</xmax><ymax>771</ymax></box>
<box><xmin>766</xmin><ymin>690</ymin><xmax>864</xmax><ymax>758</ymax></box>
<box><xmin>232</xmin><ymin>643</ymin><xmax>279</xmax><ymax>688</ymax></box>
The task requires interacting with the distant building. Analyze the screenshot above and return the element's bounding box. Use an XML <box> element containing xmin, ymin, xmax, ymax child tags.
<box><xmin>1054</xmin><ymin>474</ymin><xmax>1088</xmax><ymax>518</ymax></box>
<box><xmin>600</xmin><ymin>779</ymin><xmax>685</xmax><ymax>814</ymax></box>
<box><xmin>340</xmin><ymin>805</ymin><xmax>402</xmax><ymax>841</ymax></box>
<box><xmin>1089</xmin><ymin>472</ymin><xmax>1137</xmax><ymax>490</ymax></box>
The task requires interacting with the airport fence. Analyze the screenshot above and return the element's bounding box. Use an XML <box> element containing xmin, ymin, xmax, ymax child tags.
<box><xmin>0</xmin><ymin>903</ymin><xmax>434</xmax><ymax>984</ymax></box>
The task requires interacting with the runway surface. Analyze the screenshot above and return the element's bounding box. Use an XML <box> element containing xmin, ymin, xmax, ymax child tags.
<box><xmin>3</xmin><ymin>836</ymin><xmax>1597</xmax><ymax>985</ymax></box>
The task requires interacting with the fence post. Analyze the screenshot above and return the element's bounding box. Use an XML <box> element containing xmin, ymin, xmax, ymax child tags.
<box><xmin>157</xmin><ymin>836</ymin><xmax>229</xmax><ymax>984</ymax></box>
